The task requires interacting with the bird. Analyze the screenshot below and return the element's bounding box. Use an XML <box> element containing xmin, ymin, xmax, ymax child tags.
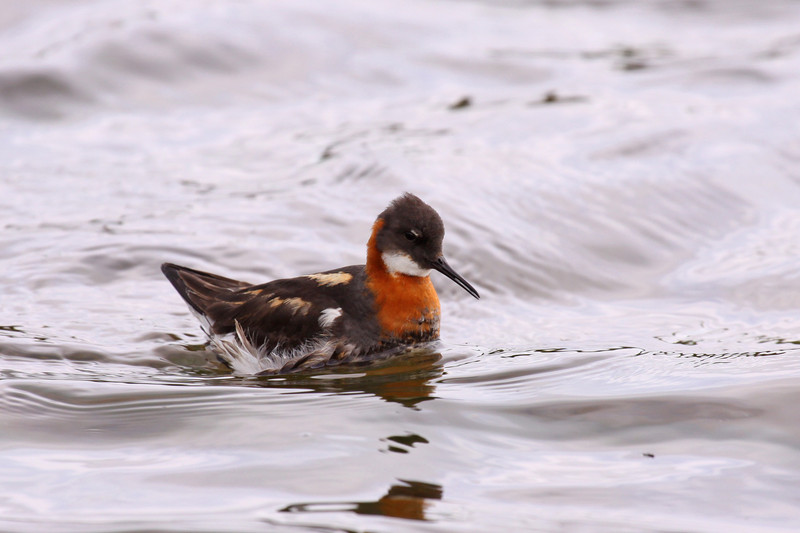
<box><xmin>161</xmin><ymin>193</ymin><xmax>479</xmax><ymax>374</ymax></box>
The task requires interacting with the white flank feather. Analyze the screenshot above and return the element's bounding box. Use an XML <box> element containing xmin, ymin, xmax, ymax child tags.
<box><xmin>211</xmin><ymin>320</ymin><xmax>333</xmax><ymax>375</ymax></box>
<box><xmin>318</xmin><ymin>307</ymin><xmax>342</xmax><ymax>328</ymax></box>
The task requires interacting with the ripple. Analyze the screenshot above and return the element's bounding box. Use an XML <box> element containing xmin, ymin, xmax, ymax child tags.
<box><xmin>2</xmin><ymin>0</ymin><xmax>800</xmax><ymax>531</ymax></box>
<box><xmin>0</xmin><ymin>68</ymin><xmax>92</xmax><ymax>119</ymax></box>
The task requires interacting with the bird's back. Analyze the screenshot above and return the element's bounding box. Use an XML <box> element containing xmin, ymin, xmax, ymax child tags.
<box><xmin>161</xmin><ymin>263</ymin><xmax>382</xmax><ymax>360</ymax></box>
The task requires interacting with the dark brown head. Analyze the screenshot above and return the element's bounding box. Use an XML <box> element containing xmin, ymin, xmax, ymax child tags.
<box><xmin>368</xmin><ymin>193</ymin><xmax>479</xmax><ymax>299</ymax></box>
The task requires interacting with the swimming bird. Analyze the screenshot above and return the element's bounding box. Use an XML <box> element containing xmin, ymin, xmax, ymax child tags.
<box><xmin>161</xmin><ymin>193</ymin><xmax>479</xmax><ymax>374</ymax></box>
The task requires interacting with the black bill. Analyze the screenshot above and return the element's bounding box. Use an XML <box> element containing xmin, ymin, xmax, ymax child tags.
<box><xmin>432</xmin><ymin>256</ymin><xmax>480</xmax><ymax>299</ymax></box>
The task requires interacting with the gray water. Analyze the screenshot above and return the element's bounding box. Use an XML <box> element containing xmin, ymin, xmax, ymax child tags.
<box><xmin>2</xmin><ymin>0</ymin><xmax>800</xmax><ymax>531</ymax></box>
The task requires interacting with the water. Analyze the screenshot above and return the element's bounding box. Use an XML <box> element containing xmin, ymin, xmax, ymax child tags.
<box><xmin>2</xmin><ymin>0</ymin><xmax>800</xmax><ymax>530</ymax></box>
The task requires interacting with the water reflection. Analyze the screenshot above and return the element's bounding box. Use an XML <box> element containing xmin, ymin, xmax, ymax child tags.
<box><xmin>280</xmin><ymin>479</ymin><xmax>443</xmax><ymax>522</ymax></box>
<box><xmin>382</xmin><ymin>433</ymin><xmax>430</xmax><ymax>454</ymax></box>
<box><xmin>243</xmin><ymin>347</ymin><xmax>444</xmax><ymax>409</ymax></box>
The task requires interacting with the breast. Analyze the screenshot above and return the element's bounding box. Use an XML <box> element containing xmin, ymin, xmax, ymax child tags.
<box><xmin>366</xmin><ymin>272</ymin><xmax>441</xmax><ymax>343</ymax></box>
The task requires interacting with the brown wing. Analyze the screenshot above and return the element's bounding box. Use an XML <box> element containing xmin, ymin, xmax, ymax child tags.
<box><xmin>161</xmin><ymin>263</ymin><xmax>251</xmax><ymax>315</ymax></box>
<box><xmin>162</xmin><ymin>263</ymin><xmax>366</xmax><ymax>352</ymax></box>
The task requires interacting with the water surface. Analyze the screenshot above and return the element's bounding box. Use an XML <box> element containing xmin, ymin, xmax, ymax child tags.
<box><xmin>3</xmin><ymin>0</ymin><xmax>800</xmax><ymax>531</ymax></box>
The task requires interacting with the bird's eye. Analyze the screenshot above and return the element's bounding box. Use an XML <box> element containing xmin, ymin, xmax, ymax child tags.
<box><xmin>404</xmin><ymin>230</ymin><xmax>420</xmax><ymax>241</ymax></box>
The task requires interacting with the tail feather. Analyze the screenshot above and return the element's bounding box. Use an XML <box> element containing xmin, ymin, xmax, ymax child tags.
<box><xmin>161</xmin><ymin>262</ymin><xmax>251</xmax><ymax>318</ymax></box>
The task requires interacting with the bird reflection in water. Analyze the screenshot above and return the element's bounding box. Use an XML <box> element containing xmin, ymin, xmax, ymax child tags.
<box><xmin>279</xmin><ymin>479</ymin><xmax>443</xmax><ymax>521</ymax></box>
<box><xmin>250</xmin><ymin>345</ymin><xmax>443</xmax><ymax>409</ymax></box>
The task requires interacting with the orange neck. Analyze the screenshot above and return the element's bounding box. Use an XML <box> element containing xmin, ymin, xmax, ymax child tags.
<box><xmin>365</xmin><ymin>218</ymin><xmax>441</xmax><ymax>342</ymax></box>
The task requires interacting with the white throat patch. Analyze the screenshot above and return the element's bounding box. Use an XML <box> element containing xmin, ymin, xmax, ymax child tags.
<box><xmin>382</xmin><ymin>251</ymin><xmax>432</xmax><ymax>277</ymax></box>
